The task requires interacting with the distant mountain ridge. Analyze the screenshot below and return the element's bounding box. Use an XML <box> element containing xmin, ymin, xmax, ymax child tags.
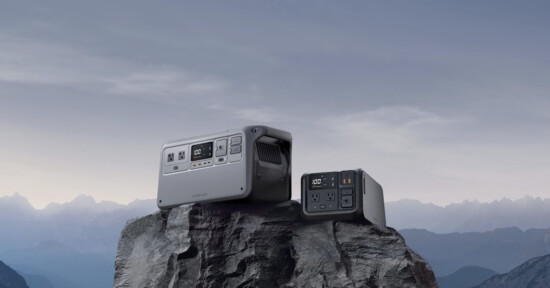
<box><xmin>18</xmin><ymin>273</ymin><xmax>54</xmax><ymax>288</ymax></box>
<box><xmin>0</xmin><ymin>193</ymin><xmax>156</xmax><ymax>257</ymax></box>
<box><xmin>2</xmin><ymin>193</ymin><xmax>550</xmax><ymax>287</ymax></box>
<box><xmin>1</xmin><ymin>241</ymin><xmax>112</xmax><ymax>288</ymax></box>
<box><xmin>401</xmin><ymin>227</ymin><xmax>550</xmax><ymax>276</ymax></box>
<box><xmin>5</xmin><ymin>193</ymin><xmax>549</xmax><ymax>235</ymax></box>
<box><xmin>475</xmin><ymin>254</ymin><xmax>550</xmax><ymax>288</ymax></box>
<box><xmin>0</xmin><ymin>260</ymin><xmax>28</xmax><ymax>288</ymax></box>
<box><xmin>0</xmin><ymin>193</ymin><xmax>157</xmax><ymax>288</ymax></box>
<box><xmin>437</xmin><ymin>266</ymin><xmax>498</xmax><ymax>288</ymax></box>
<box><xmin>387</xmin><ymin>196</ymin><xmax>550</xmax><ymax>233</ymax></box>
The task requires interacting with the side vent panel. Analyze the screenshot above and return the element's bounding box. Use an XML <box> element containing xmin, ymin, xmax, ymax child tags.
<box><xmin>256</xmin><ymin>142</ymin><xmax>282</xmax><ymax>164</ymax></box>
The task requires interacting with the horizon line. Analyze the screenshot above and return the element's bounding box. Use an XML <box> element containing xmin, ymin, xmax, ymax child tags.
<box><xmin>1</xmin><ymin>192</ymin><xmax>549</xmax><ymax>211</ymax></box>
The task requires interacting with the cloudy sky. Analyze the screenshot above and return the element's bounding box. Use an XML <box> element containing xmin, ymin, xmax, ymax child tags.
<box><xmin>1</xmin><ymin>1</ymin><xmax>549</xmax><ymax>208</ymax></box>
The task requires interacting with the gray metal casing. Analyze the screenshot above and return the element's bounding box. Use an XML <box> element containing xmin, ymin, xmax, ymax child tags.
<box><xmin>157</xmin><ymin>126</ymin><xmax>291</xmax><ymax>209</ymax></box>
<box><xmin>301</xmin><ymin>169</ymin><xmax>386</xmax><ymax>227</ymax></box>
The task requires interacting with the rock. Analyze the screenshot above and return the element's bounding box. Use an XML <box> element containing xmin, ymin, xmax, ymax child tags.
<box><xmin>475</xmin><ymin>254</ymin><xmax>550</xmax><ymax>288</ymax></box>
<box><xmin>114</xmin><ymin>201</ymin><xmax>438</xmax><ymax>288</ymax></box>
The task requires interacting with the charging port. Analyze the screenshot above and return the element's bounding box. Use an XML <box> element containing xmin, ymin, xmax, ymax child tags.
<box><xmin>311</xmin><ymin>192</ymin><xmax>320</xmax><ymax>202</ymax></box>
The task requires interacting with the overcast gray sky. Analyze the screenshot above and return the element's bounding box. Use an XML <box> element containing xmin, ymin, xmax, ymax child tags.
<box><xmin>1</xmin><ymin>1</ymin><xmax>549</xmax><ymax>208</ymax></box>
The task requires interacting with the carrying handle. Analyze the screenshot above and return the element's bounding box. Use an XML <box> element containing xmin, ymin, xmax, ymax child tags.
<box><xmin>250</xmin><ymin>126</ymin><xmax>292</xmax><ymax>146</ymax></box>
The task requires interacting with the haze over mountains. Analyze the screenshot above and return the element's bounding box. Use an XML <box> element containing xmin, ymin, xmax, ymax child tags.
<box><xmin>437</xmin><ymin>266</ymin><xmax>498</xmax><ymax>288</ymax></box>
<box><xmin>3</xmin><ymin>193</ymin><xmax>550</xmax><ymax>254</ymax></box>
<box><xmin>387</xmin><ymin>196</ymin><xmax>550</xmax><ymax>233</ymax></box>
<box><xmin>475</xmin><ymin>253</ymin><xmax>550</xmax><ymax>288</ymax></box>
<box><xmin>3</xmin><ymin>193</ymin><xmax>549</xmax><ymax>242</ymax></box>
<box><xmin>0</xmin><ymin>193</ymin><xmax>156</xmax><ymax>288</ymax></box>
<box><xmin>1</xmin><ymin>193</ymin><xmax>549</xmax><ymax>287</ymax></box>
<box><xmin>401</xmin><ymin>227</ymin><xmax>550</xmax><ymax>276</ymax></box>
<box><xmin>0</xmin><ymin>193</ymin><xmax>156</xmax><ymax>257</ymax></box>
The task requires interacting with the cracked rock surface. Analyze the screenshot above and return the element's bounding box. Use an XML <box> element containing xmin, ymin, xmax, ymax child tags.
<box><xmin>114</xmin><ymin>201</ymin><xmax>437</xmax><ymax>288</ymax></box>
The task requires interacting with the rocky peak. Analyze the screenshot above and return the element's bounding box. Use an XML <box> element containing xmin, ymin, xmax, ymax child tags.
<box><xmin>114</xmin><ymin>201</ymin><xmax>437</xmax><ymax>288</ymax></box>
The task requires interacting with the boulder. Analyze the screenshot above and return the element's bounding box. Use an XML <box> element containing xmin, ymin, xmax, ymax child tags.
<box><xmin>114</xmin><ymin>201</ymin><xmax>437</xmax><ymax>288</ymax></box>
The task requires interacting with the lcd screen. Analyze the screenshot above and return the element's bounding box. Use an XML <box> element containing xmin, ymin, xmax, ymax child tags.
<box><xmin>191</xmin><ymin>142</ymin><xmax>213</xmax><ymax>161</ymax></box>
<box><xmin>309</xmin><ymin>172</ymin><xmax>337</xmax><ymax>190</ymax></box>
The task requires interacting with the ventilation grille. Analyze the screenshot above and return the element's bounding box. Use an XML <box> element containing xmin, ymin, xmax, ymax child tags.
<box><xmin>256</xmin><ymin>142</ymin><xmax>282</xmax><ymax>164</ymax></box>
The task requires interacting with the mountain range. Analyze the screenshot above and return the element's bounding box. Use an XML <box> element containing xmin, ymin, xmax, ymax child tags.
<box><xmin>0</xmin><ymin>193</ymin><xmax>156</xmax><ymax>258</ymax></box>
<box><xmin>401</xmin><ymin>227</ymin><xmax>550</xmax><ymax>276</ymax></box>
<box><xmin>439</xmin><ymin>253</ymin><xmax>550</xmax><ymax>288</ymax></box>
<box><xmin>1</xmin><ymin>193</ymin><xmax>550</xmax><ymax>287</ymax></box>
<box><xmin>437</xmin><ymin>266</ymin><xmax>498</xmax><ymax>288</ymax></box>
<box><xmin>387</xmin><ymin>196</ymin><xmax>550</xmax><ymax>233</ymax></box>
<box><xmin>0</xmin><ymin>193</ymin><xmax>156</xmax><ymax>288</ymax></box>
<box><xmin>475</xmin><ymin>254</ymin><xmax>550</xmax><ymax>288</ymax></box>
<box><xmin>1</xmin><ymin>241</ymin><xmax>112</xmax><ymax>288</ymax></box>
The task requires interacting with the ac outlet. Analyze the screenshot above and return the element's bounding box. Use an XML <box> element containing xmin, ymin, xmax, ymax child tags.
<box><xmin>311</xmin><ymin>192</ymin><xmax>320</xmax><ymax>202</ymax></box>
<box><xmin>306</xmin><ymin>190</ymin><xmax>338</xmax><ymax>212</ymax></box>
<box><xmin>167</xmin><ymin>153</ymin><xmax>175</xmax><ymax>163</ymax></box>
<box><xmin>164</xmin><ymin>145</ymin><xmax>189</xmax><ymax>167</ymax></box>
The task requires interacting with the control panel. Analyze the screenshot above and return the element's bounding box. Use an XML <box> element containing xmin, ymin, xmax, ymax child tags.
<box><xmin>305</xmin><ymin>170</ymin><xmax>357</xmax><ymax>213</ymax></box>
<box><xmin>162</xmin><ymin>134</ymin><xmax>244</xmax><ymax>175</ymax></box>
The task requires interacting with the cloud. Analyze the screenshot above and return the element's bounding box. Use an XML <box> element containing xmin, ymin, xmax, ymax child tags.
<box><xmin>0</xmin><ymin>33</ymin><xmax>228</xmax><ymax>102</ymax></box>
<box><xmin>0</xmin><ymin>33</ymin><xmax>106</xmax><ymax>86</ymax></box>
<box><xmin>208</xmin><ymin>103</ymin><xmax>286</xmax><ymax>123</ymax></box>
<box><xmin>318</xmin><ymin>106</ymin><xmax>466</xmax><ymax>154</ymax></box>
<box><xmin>105</xmin><ymin>68</ymin><xmax>228</xmax><ymax>99</ymax></box>
<box><xmin>2</xmin><ymin>0</ymin><xmax>550</xmax><ymax>208</ymax></box>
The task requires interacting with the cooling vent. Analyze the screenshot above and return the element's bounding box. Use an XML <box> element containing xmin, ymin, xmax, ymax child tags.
<box><xmin>256</xmin><ymin>142</ymin><xmax>282</xmax><ymax>164</ymax></box>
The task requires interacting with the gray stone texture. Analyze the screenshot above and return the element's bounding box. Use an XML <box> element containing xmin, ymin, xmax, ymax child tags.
<box><xmin>114</xmin><ymin>201</ymin><xmax>437</xmax><ymax>288</ymax></box>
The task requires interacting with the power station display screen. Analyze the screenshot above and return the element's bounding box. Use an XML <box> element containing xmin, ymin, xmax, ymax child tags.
<box><xmin>309</xmin><ymin>172</ymin><xmax>337</xmax><ymax>190</ymax></box>
<box><xmin>191</xmin><ymin>142</ymin><xmax>213</xmax><ymax>161</ymax></box>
